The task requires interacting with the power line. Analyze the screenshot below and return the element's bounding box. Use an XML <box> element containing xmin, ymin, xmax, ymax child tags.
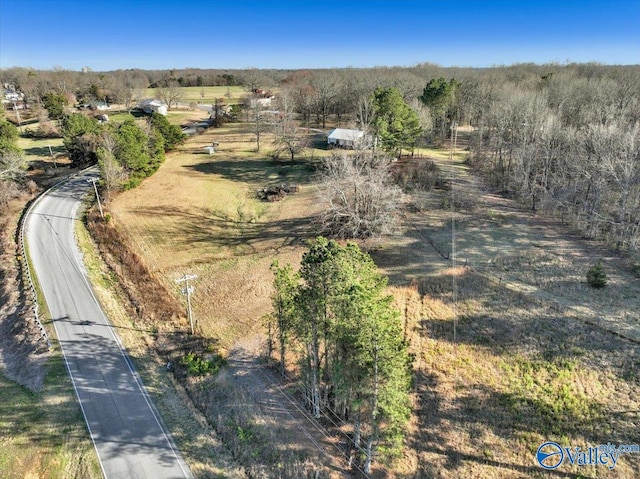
<box><xmin>450</xmin><ymin>122</ymin><xmax>458</xmax><ymax>344</ymax></box>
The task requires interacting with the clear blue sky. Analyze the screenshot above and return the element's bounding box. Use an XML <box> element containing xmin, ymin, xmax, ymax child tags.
<box><xmin>1</xmin><ymin>0</ymin><xmax>638</xmax><ymax>71</ymax></box>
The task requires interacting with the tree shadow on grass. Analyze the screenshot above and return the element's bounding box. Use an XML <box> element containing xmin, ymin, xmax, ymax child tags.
<box><xmin>23</xmin><ymin>145</ymin><xmax>65</xmax><ymax>158</ymax></box>
<box><xmin>182</xmin><ymin>158</ymin><xmax>318</xmax><ymax>186</ymax></box>
<box><xmin>409</xmin><ymin>368</ymin><xmax>629</xmax><ymax>478</ymax></box>
<box><xmin>131</xmin><ymin>205</ymin><xmax>319</xmax><ymax>261</ymax></box>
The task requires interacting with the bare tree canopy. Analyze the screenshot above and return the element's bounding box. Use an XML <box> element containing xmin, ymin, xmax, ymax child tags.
<box><xmin>318</xmin><ymin>151</ymin><xmax>403</xmax><ymax>239</ymax></box>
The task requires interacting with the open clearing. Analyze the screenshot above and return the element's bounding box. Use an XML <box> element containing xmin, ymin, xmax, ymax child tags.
<box><xmin>109</xmin><ymin>122</ymin><xmax>329</xmax><ymax>346</ymax></box>
<box><xmin>105</xmin><ymin>125</ymin><xmax>639</xmax><ymax>478</ymax></box>
<box><xmin>145</xmin><ymin>85</ymin><xmax>247</xmax><ymax>104</ymax></box>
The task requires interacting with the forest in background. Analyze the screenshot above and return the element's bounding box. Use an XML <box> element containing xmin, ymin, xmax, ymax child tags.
<box><xmin>2</xmin><ymin>62</ymin><xmax>639</xmax><ymax>252</ymax></box>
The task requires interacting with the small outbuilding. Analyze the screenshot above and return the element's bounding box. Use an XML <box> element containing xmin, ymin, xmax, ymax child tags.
<box><xmin>138</xmin><ymin>99</ymin><xmax>168</xmax><ymax>116</ymax></box>
<box><xmin>327</xmin><ymin>128</ymin><xmax>366</xmax><ymax>148</ymax></box>
<box><xmin>89</xmin><ymin>101</ymin><xmax>110</xmax><ymax>111</ymax></box>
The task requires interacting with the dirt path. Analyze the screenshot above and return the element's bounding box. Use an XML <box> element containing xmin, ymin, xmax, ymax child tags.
<box><xmin>226</xmin><ymin>335</ymin><xmax>352</xmax><ymax>477</ymax></box>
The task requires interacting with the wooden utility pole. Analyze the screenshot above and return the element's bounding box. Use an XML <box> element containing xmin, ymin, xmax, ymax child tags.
<box><xmin>87</xmin><ymin>177</ymin><xmax>104</xmax><ymax>219</ymax></box>
<box><xmin>176</xmin><ymin>274</ymin><xmax>197</xmax><ymax>334</ymax></box>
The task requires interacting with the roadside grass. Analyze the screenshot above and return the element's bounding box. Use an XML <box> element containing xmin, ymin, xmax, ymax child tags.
<box><xmin>75</xmin><ymin>208</ymin><xmax>245</xmax><ymax>478</ymax></box>
<box><xmin>0</xmin><ymin>359</ymin><xmax>102</xmax><ymax>479</ymax></box>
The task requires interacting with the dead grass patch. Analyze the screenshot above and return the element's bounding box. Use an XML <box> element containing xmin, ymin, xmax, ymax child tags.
<box><xmin>108</xmin><ymin>123</ymin><xmax>325</xmax><ymax>346</ymax></box>
<box><xmin>390</xmin><ymin>270</ymin><xmax>640</xmax><ymax>478</ymax></box>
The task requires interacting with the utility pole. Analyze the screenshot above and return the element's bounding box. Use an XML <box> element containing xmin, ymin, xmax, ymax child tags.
<box><xmin>47</xmin><ymin>145</ymin><xmax>57</xmax><ymax>168</ymax></box>
<box><xmin>13</xmin><ymin>102</ymin><xmax>22</xmax><ymax>133</ymax></box>
<box><xmin>87</xmin><ymin>177</ymin><xmax>104</xmax><ymax>219</ymax></box>
<box><xmin>450</xmin><ymin>121</ymin><xmax>458</xmax><ymax>344</ymax></box>
<box><xmin>176</xmin><ymin>274</ymin><xmax>197</xmax><ymax>334</ymax></box>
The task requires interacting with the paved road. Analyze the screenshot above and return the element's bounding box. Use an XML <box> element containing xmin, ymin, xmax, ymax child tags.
<box><xmin>26</xmin><ymin>169</ymin><xmax>192</xmax><ymax>479</ymax></box>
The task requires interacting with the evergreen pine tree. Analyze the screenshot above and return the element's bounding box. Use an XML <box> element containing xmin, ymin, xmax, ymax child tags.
<box><xmin>587</xmin><ymin>259</ymin><xmax>608</xmax><ymax>288</ymax></box>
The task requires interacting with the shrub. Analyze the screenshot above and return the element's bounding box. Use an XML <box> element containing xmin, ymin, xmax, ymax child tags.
<box><xmin>586</xmin><ymin>259</ymin><xmax>607</xmax><ymax>288</ymax></box>
<box><xmin>180</xmin><ymin>352</ymin><xmax>225</xmax><ymax>376</ymax></box>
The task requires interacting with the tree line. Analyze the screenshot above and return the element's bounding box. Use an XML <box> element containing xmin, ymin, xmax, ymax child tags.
<box><xmin>461</xmin><ymin>68</ymin><xmax>640</xmax><ymax>250</ymax></box>
<box><xmin>3</xmin><ymin>62</ymin><xmax>639</xmax><ymax>247</ymax></box>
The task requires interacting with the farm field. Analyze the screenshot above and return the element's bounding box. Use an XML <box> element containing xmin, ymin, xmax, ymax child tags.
<box><xmin>102</xmin><ymin>124</ymin><xmax>640</xmax><ymax>477</ymax></box>
<box><xmin>109</xmin><ymin>122</ymin><xmax>327</xmax><ymax>346</ymax></box>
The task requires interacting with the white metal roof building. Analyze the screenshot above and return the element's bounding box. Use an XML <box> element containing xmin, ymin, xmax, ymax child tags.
<box><xmin>327</xmin><ymin>128</ymin><xmax>366</xmax><ymax>148</ymax></box>
<box><xmin>138</xmin><ymin>99</ymin><xmax>168</xmax><ymax>116</ymax></box>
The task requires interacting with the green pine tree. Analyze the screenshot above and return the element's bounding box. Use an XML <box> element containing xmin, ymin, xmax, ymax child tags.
<box><xmin>587</xmin><ymin>259</ymin><xmax>608</xmax><ymax>288</ymax></box>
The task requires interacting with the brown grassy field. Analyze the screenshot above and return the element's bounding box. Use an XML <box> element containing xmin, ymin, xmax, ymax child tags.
<box><xmin>105</xmin><ymin>125</ymin><xmax>640</xmax><ymax>478</ymax></box>
<box><xmin>145</xmin><ymin>86</ymin><xmax>247</xmax><ymax>104</ymax></box>
<box><xmin>109</xmin><ymin>122</ymin><xmax>329</xmax><ymax>347</ymax></box>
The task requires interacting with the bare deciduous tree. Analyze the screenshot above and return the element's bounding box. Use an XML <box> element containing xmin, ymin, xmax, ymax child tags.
<box><xmin>247</xmin><ymin>100</ymin><xmax>269</xmax><ymax>152</ymax></box>
<box><xmin>272</xmin><ymin>90</ymin><xmax>307</xmax><ymax>161</ymax></box>
<box><xmin>155</xmin><ymin>79</ymin><xmax>184</xmax><ymax>110</ymax></box>
<box><xmin>112</xmin><ymin>73</ymin><xmax>144</xmax><ymax>112</ymax></box>
<box><xmin>0</xmin><ymin>152</ymin><xmax>26</xmax><ymax>208</ymax></box>
<box><xmin>97</xmin><ymin>131</ymin><xmax>126</xmax><ymax>201</ymax></box>
<box><xmin>0</xmin><ymin>151</ymin><xmax>25</xmax><ymax>182</ymax></box>
<box><xmin>318</xmin><ymin>151</ymin><xmax>403</xmax><ymax>239</ymax></box>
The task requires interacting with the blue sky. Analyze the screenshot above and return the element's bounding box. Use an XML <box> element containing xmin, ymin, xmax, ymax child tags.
<box><xmin>1</xmin><ymin>0</ymin><xmax>638</xmax><ymax>70</ymax></box>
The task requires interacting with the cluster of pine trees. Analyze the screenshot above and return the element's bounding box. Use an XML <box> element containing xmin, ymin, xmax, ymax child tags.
<box><xmin>267</xmin><ymin>238</ymin><xmax>411</xmax><ymax>473</ymax></box>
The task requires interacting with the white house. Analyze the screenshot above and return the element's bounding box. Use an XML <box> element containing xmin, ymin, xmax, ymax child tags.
<box><xmin>249</xmin><ymin>97</ymin><xmax>272</xmax><ymax>108</ymax></box>
<box><xmin>327</xmin><ymin>128</ymin><xmax>366</xmax><ymax>148</ymax></box>
<box><xmin>138</xmin><ymin>99</ymin><xmax>168</xmax><ymax>116</ymax></box>
<box><xmin>89</xmin><ymin>101</ymin><xmax>109</xmax><ymax>111</ymax></box>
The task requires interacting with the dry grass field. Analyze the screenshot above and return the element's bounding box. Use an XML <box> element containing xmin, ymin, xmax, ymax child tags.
<box><xmin>109</xmin><ymin>123</ymin><xmax>328</xmax><ymax>347</ymax></box>
<box><xmin>104</xmin><ymin>125</ymin><xmax>640</xmax><ymax>478</ymax></box>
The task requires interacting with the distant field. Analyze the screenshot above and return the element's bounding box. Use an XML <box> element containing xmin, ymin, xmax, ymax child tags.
<box><xmin>144</xmin><ymin>85</ymin><xmax>247</xmax><ymax>104</ymax></box>
<box><xmin>16</xmin><ymin>135</ymin><xmax>65</xmax><ymax>161</ymax></box>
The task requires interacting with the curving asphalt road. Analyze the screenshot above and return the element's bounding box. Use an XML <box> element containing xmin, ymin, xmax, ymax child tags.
<box><xmin>26</xmin><ymin>169</ymin><xmax>192</xmax><ymax>479</ymax></box>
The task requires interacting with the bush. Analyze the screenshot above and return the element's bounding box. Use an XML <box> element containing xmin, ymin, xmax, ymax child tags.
<box><xmin>586</xmin><ymin>259</ymin><xmax>607</xmax><ymax>288</ymax></box>
<box><xmin>180</xmin><ymin>351</ymin><xmax>225</xmax><ymax>376</ymax></box>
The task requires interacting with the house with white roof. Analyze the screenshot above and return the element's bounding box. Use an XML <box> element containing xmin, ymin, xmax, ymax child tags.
<box><xmin>327</xmin><ymin>128</ymin><xmax>367</xmax><ymax>148</ymax></box>
<box><xmin>138</xmin><ymin>99</ymin><xmax>168</xmax><ymax>116</ymax></box>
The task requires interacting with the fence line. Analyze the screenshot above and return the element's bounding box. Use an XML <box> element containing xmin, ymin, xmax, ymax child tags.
<box><xmin>17</xmin><ymin>166</ymin><xmax>97</xmax><ymax>350</ymax></box>
<box><xmin>18</xmin><ymin>194</ymin><xmax>52</xmax><ymax>350</ymax></box>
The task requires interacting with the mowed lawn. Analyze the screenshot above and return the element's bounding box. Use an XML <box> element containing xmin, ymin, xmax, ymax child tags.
<box><xmin>109</xmin><ymin>123</ymin><xmax>323</xmax><ymax>346</ymax></box>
